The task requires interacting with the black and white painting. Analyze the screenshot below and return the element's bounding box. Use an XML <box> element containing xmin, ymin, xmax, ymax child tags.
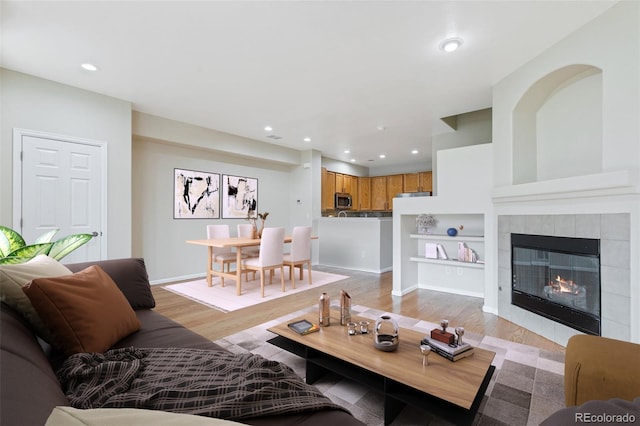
<box><xmin>222</xmin><ymin>174</ymin><xmax>258</xmax><ymax>219</ymax></box>
<box><xmin>174</xmin><ymin>168</ymin><xmax>220</xmax><ymax>219</ymax></box>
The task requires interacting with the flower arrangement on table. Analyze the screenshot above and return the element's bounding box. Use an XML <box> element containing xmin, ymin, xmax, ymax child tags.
<box><xmin>245</xmin><ymin>211</ymin><xmax>269</xmax><ymax>238</ymax></box>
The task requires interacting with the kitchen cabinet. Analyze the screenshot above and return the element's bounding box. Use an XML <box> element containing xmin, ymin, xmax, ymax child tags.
<box><xmin>403</xmin><ymin>171</ymin><xmax>432</xmax><ymax>193</ymax></box>
<box><xmin>357</xmin><ymin>177</ymin><xmax>371</xmax><ymax>211</ymax></box>
<box><xmin>321</xmin><ymin>168</ymin><xmax>336</xmax><ymax>210</ymax></box>
<box><xmin>371</xmin><ymin>176</ymin><xmax>387</xmax><ymax>210</ymax></box>
<box><xmin>371</xmin><ymin>175</ymin><xmax>403</xmax><ymax>210</ymax></box>
<box><xmin>335</xmin><ymin>173</ymin><xmax>355</xmax><ymax>194</ymax></box>
<box><xmin>386</xmin><ymin>174</ymin><xmax>404</xmax><ymax>209</ymax></box>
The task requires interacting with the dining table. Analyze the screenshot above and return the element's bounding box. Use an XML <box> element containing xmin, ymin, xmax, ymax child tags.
<box><xmin>186</xmin><ymin>235</ymin><xmax>317</xmax><ymax>296</ymax></box>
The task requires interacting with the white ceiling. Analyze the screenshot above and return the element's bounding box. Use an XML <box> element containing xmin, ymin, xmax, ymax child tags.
<box><xmin>0</xmin><ymin>1</ymin><xmax>617</xmax><ymax>168</ymax></box>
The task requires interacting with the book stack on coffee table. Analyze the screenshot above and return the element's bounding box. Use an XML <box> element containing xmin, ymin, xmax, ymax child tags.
<box><xmin>420</xmin><ymin>336</ymin><xmax>474</xmax><ymax>362</ymax></box>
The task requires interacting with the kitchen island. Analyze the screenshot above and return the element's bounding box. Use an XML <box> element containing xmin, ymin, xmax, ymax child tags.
<box><xmin>318</xmin><ymin>217</ymin><xmax>392</xmax><ymax>273</ymax></box>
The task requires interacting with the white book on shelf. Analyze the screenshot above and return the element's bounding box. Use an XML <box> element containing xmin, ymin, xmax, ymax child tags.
<box><xmin>436</xmin><ymin>244</ymin><xmax>448</xmax><ymax>259</ymax></box>
<box><xmin>425</xmin><ymin>243</ymin><xmax>438</xmax><ymax>259</ymax></box>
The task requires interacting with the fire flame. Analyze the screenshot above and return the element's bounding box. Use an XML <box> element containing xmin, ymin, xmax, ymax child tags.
<box><xmin>549</xmin><ymin>275</ymin><xmax>580</xmax><ymax>294</ymax></box>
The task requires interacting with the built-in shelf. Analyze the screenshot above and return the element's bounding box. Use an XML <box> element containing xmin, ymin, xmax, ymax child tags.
<box><xmin>410</xmin><ymin>234</ymin><xmax>484</xmax><ymax>242</ymax></box>
<box><xmin>409</xmin><ymin>256</ymin><xmax>485</xmax><ymax>269</ymax></box>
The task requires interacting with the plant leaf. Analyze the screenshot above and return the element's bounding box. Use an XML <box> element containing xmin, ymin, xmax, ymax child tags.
<box><xmin>48</xmin><ymin>234</ymin><xmax>93</xmax><ymax>261</ymax></box>
<box><xmin>6</xmin><ymin>243</ymin><xmax>53</xmax><ymax>260</ymax></box>
<box><xmin>34</xmin><ymin>228</ymin><xmax>60</xmax><ymax>244</ymax></box>
<box><xmin>0</xmin><ymin>226</ymin><xmax>26</xmax><ymax>258</ymax></box>
<box><xmin>0</xmin><ymin>256</ymin><xmax>37</xmax><ymax>265</ymax></box>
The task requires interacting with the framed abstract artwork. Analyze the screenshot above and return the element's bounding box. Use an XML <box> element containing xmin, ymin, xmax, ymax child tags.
<box><xmin>222</xmin><ymin>174</ymin><xmax>258</xmax><ymax>219</ymax></box>
<box><xmin>174</xmin><ymin>168</ymin><xmax>220</xmax><ymax>219</ymax></box>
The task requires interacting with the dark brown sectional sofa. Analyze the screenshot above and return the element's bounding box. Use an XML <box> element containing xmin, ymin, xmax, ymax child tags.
<box><xmin>0</xmin><ymin>258</ymin><xmax>364</xmax><ymax>426</ymax></box>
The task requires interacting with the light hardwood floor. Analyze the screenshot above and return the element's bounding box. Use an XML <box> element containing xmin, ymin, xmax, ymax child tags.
<box><xmin>151</xmin><ymin>266</ymin><xmax>565</xmax><ymax>353</ymax></box>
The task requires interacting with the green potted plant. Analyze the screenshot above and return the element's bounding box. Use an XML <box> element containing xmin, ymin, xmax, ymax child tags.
<box><xmin>0</xmin><ymin>225</ymin><xmax>94</xmax><ymax>265</ymax></box>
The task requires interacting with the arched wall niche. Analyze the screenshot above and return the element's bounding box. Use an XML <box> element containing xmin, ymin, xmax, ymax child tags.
<box><xmin>512</xmin><ymin>64</ymin><xmax>603</xmax><ymax>184</ymax></box>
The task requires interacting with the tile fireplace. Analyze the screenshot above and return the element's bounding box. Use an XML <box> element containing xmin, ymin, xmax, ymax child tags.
<box><xmin>511</xmin><ymin>233</ymin><xmax>600</xmax><ymax>335</ymax></box>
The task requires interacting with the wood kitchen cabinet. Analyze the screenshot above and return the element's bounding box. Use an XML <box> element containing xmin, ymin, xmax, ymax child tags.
<box><xmin>321</xmin><ymin>168</ymin><xmax>336</xmax><ymax>210</ymax></box>
<box><xmin>371</xmin><ymin>176</ymin><xmax>388</xmax><ymax>210</ymax></box>
<box><xmin>357</xmin><ymin>177</ymin><xmax>371</xmax><ymax>211</ymax></box>
<box><xmin>386</xmin><ymin>174</ymin><xmax>404</xmax><ymax>209</ymax></box>
<box><xmin>403</xmin><ymin>171</ymin><xmax>432</xmax><ymax>193</ymax></box>
<box><xmin>335</xmin><ymin>173</ymin><xmax>355</xmax><ymax>194</ymax></box>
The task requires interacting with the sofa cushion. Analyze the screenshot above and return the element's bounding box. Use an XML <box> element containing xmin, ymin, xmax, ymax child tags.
<box><xmin>1</xmin><ymin>304</ymin><xmax>70</xmax><ymax>426</ymax></box>
<box><xmin>23</xmin><ymin>265</ymin><xmax>141</xmax><ymax>355</ymax></box>
<box><xmin>0</xmin><ymin>254</ymin><xmax>73</xmax><ymax>341</ymax></box>
<box><xmin>46</xmin><ymin>407</ymin><xmax>247</xmax><ymax>426</ymax></box>
<box><xmin>65</xmin><ymin>258</ymin><xmax>155</xmax><ymax>310</ymax></box>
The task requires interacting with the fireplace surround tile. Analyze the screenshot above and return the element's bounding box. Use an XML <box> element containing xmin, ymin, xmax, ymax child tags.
<box><xmin>498</xmin><ymin>213</ymin><xmax>631</xmax><ymax>346</ymax></box>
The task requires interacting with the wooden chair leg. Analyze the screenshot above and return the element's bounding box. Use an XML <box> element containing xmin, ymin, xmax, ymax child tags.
<box><xmin>290</xmin><ymin>264</ymin><xmax>296</xmax><ymax>289</ymax></box>
<box><xmin>260</xmin><ymin>269</ymin><xmax>265</xmax><ymax>297</ymax></box>
<box><xmin>280</xmin><ymin>266</ymin><xmax>285</xmax><ymax>292</ymax></box>
<box><xmin>307</xmin><ymin>261</ymin><xmax>312</xmax><ymax>284</ymax></box>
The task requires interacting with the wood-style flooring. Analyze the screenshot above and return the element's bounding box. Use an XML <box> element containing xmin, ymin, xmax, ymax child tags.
<box><xmin>151</xmin><ymin>266</ymin><xmax>565</xmax><ymax>353</ymax></box>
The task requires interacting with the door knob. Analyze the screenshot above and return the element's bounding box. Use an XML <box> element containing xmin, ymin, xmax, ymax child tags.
<box><xmin>91</xmin><ymin>231</ymin><xmax>101</xmax><ymax>237</ymax></box>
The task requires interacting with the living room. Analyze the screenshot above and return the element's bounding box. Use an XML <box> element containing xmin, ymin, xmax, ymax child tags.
<box><xmin>1</xmin><ymin>1</ymin><xmax>639</xmax><ymax>425</ymax></box>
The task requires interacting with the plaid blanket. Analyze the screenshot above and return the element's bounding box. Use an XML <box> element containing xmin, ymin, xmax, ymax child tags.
<box><xmin>57</xmin><ymin>347</ymin><xmax>347</xmax><ymax>420</ymax></box>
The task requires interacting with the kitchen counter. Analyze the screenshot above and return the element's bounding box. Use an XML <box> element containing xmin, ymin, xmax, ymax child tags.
<box><xmin>317</xmin><ymin>217</ymin><xmax>392</xmax><ymax>273</ymax></box>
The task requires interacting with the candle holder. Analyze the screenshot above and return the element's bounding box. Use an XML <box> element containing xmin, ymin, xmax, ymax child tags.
<box><xmin>420</xmin><ymin>344</ymin><xmax>431</xmax><ymax>366</ymax></box>
<box><xmin>440</xmin><ymin>319</ymin><xmax>449</xmax><ymax>334</ymax></box>
<box><xmin>455</xmin><ymin>326</ymin><xmax>465</xmax><ymax>346</ymax></box>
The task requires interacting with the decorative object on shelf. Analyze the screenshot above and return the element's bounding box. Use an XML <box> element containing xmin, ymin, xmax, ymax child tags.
<box><xmin>374</xmin><ymin>315</ymin><xmax>399</xmax><ymax>352</ymax></box>
<box><xmin>446</xmin><ymin>225</ymin><xmax>465</xmax><ymax>237</ymax></box>
<box><xmin>457</xmin><ymin>242</ymin><xmax>478</xmax><ymax>262</ymax></box>
<box><xmin>318</xmin><ymin>292</ymin><xmax>330</xmax><ymax>327</ymax></box>
<box><xmin>440</xmin><ymin>319</ymin><xmax>449</xmax><ymax>333</ymax></box>
<box><xmin>425</xmin><ymin>243</ymin><xmax>448</xmax><ymax>259</ymax></box>
<box><xmin>340</xmin><ymin>290</ymin><xmax>351</xmax><ymax>325</ymax></box>
<box><xmin>420</xmin><ymin>344</ymin><xmax>432</xmax><ymax>366</ymax></box>
<box><xmin>359</xmin><ymin>321</ymin><xmax>370</xmax><ymax>334</ymax></box>
<box><xmin>416</xmin><ymin>214</ymin><xmax>437</xmax><ymax>234</ymax></box>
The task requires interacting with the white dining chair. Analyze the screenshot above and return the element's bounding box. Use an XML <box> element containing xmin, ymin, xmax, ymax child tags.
<box><xmin>283</xmin><ymin>226</ymin><xmax>313</xmax><ymax>288</ymax></box>
<box><xmin>237</xmin><ymin>223</ymin><xmax>260</xmax><ymax>256</ymax></box>
<box><xmin>206</xmin><ymin>224</ymin><xmax>236</xmax><ymax>287</ymax></box>
<box><xmin>242</xmin><ymin>227</ymin><xmax>285</xmax><ymax>297</ymax></box>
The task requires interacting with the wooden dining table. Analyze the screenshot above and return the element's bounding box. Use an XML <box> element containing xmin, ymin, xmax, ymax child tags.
<box><xmin>186</xmin><ymin>236</ymin><xmax>317</xmax><ymax>296</ymax></box>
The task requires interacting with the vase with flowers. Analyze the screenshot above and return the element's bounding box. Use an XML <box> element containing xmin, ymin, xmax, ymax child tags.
<box><xmin>245</xmin><ymin>211</ymin><xmax>269</xmax><ymax>238</ymax></box>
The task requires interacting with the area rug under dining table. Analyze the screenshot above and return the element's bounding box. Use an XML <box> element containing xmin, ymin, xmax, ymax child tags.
<box><xmin>213</xmin><ymin>305</ymin><xmax>566</xmax><ymax>426</ymax></box>
<box><xmin>164</xmin><ymin>270</ymin><xmax>349</xmax><ymax>312</ymax></box>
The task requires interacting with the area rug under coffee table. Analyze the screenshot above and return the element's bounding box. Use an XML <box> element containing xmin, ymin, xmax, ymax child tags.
<box><xmin>213</xmin><ymin>305</ymin><xmax>566</xmax><ymax>426</ymax></box>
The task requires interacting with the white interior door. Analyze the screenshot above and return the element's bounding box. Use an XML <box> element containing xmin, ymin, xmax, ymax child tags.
<box><xmin>14</xmin><ymin>130</ymin><xmax>105</xmax><ymax>263</ymax></box>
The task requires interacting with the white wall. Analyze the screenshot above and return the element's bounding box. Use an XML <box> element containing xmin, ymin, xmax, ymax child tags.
<box><xmin>491</xmin><ymin>1</ymin><xmax>640</xmax><ymax>343</ymax></box>
<box><xmin>0</xmin><ymin>69</ymin><xmax>133</xmax><ymax>258</ymax></box>
<box><xmin>431</xmin><ymin>108</ymin><xmax>492</xmax><ymax>194</ymax></box>
<box><xmin>132</xmin><ymin>136</ymin><xmax>316</xmax><ymax>282</ymax></box>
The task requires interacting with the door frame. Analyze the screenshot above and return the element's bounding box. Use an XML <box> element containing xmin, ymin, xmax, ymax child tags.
<box><xmin>12</xmin><ymin>128</ymin><xmax>108</xmax><ymax>259</ymax></box>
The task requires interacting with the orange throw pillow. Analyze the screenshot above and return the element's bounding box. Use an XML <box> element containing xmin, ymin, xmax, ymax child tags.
<box><xmin>22</xmin><ymin>265</ymin><xmax>141</xmax><ymax>355</ymax></box>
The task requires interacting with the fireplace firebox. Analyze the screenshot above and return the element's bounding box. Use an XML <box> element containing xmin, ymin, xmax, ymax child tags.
<box><xmin>511</xmin><ymin>233</ymin><xmax>601</xmax><ymax>335</ymax></box>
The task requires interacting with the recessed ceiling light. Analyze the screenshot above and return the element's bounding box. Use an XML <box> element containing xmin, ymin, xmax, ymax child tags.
<box><xmin>377</xmin><ymin>125</ymin><xmax>386</xmax><ymax>131</ymax></box>
<box><xmin>344</xmin><ymin>150</ymin><xmax>350</xmax><ymax>154</ymax></box>
<box><xmin>350</xmin><ymin>159</ymin><xmax>356</xmax><ymax>163</ymax></box>
<box><xmin>411</xmin><ymin>150</ymin><xmax>419</xmax><ymax>154</ymax></box>
<box><xmin>440</xmin><ymin>37</ymin><xmax>463</xmax><ymax>53</ymax></box>
<box><xmin>264</xmin><ymin>126</ymin><xmax>273</xmax><ymax>132</ymax></box>
<box><xmin>303</xmin><ymin>137</ymin><xmax>311</xmax><ymax>142</ymax></box>
<box><xmin>379</xmin><ymin>154</ymin><xmax>386</xmax><ymax>159</ymax></box>
<box><xmin>81</xmin><ymin>63</ymin><xmax>98</xmax><ymax>71</ymax></box>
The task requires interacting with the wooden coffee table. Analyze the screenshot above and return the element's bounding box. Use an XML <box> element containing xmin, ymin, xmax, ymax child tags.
<box><xmin>267</xmin><ymin>312</ymin><xmax>496</xmax><ymax>425</ymax></box>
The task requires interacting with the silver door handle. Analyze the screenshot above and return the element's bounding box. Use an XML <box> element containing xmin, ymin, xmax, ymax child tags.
<box><xmin>92</xmin><ymin>231</ymin><xmax>101</xmax><ymax>237</ymax></box>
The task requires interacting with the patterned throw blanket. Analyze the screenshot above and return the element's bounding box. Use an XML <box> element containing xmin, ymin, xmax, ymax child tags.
<box><xmin>57</xmin><ymin>347</ymin><xmax>346</xmax><ymax>420</ymax></box>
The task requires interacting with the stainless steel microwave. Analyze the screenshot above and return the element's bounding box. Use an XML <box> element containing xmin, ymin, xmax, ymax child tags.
<box><xmin>335</xmin><ymin>192</ymin><xmax>352</xmax><ymax>209</ymax></box>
